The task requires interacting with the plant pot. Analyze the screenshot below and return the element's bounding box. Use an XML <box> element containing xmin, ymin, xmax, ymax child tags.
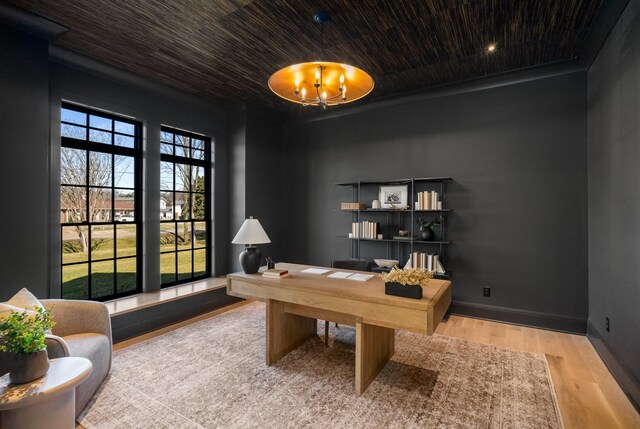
<box><xmin>9</xmin><ymin>350</ymin><xmax>50</xmax><ymax>384</ymax></box>
<box><xmin>384</xmin><ymin>282</ymin><xmax>423</xmax><ymax>299</ymax></box>
<box><xmin>420</xmin><ymin>228</ymin><xmax>434</xmax><ymax>241</ymax></box>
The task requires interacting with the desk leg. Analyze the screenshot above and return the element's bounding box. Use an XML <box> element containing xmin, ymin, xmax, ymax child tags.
<box><xmin>266</xmin><ymin>299</ymin><xmax>317</xmax><ymax>365</ymax></box>
<box><xmin>355</xmin><ymin>322</ymin><xmax>395</xmax><ymax>394</ymax></box>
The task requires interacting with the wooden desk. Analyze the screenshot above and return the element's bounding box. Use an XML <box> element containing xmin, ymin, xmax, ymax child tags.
<box><xmin>227</xmin><ymin>262</ymin><xmax>451</xmax><ymax>394</ymax></box>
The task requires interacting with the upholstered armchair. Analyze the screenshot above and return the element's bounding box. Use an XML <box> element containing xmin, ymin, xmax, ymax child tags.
<box><xmin>0</xmin><ymin>299</ymin><xmax>112</xmax><ymax>418</ymax></box>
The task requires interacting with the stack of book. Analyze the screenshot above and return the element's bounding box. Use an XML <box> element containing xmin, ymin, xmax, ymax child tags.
<box><xmin>417</xmin><ymin>191</ymin><xmax>442</xmax><ymax>210</ymax></box>
<box><xmin>341</xmin><ymin>202</ymin><xmax>367</xmax><ymax>210</ymax></box>
<box><xmin>262</xmin><ymin>269</ymin><xmax>289</xmax><ymax>278</ymax></box>
<box><xmin>410</xmin><ymin>252</ymin><xmax>445</xmax><ymax>274</ymax></box>
<box><xmin>351</xmin><ymin>221</ymin><xmax>380</xmax><ymax>239</ymax></box>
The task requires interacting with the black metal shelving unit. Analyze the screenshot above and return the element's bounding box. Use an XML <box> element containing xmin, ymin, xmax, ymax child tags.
<box><xmin>336</xmin><ymin>177</ymin><xmax>453</xmax><ymax>278</ymax></box>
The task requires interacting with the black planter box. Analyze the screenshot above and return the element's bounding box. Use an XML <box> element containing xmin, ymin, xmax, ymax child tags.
<box><xmin>384</xmin><ymin>282</ymin><xmax>423</xmax><ymax>299</ymax></box>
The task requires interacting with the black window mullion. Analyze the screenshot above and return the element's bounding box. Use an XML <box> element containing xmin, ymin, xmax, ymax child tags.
<box><xmin>191</xmin><ymin>221</ymin><xmax>195</xmax><ymax>277</ymax></box>
<box><xmin>87</xmin><ymin>225</ymin><xmax>93</xmax><ymax>299</ymax></box>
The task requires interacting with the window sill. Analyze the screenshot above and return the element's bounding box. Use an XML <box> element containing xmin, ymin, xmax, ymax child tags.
<box><xmin>105</xmin><ymin>277</ymin><xmax>227</xmax><ymax>316</ymax></box>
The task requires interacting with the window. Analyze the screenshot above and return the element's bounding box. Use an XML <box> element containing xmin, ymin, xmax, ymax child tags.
<box><xmin>60</xmin><ymin>103</ymin><xmax>142</xmax><ymax>300</ymax></box>
<box><xmin>160</xmin><ymin>127</ymin><xmax>211</xmax><ymax>286</ymax></box>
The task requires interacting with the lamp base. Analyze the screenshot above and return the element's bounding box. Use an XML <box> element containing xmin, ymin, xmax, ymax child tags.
<box><xmin>239</xmin><ymin>246</ymin><xmax>262</xmax><ymax>274</ymax></box>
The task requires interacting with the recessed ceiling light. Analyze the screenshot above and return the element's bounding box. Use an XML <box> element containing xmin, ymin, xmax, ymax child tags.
<box><xmin>487</xmin><ymin>44</ymin><xmax>497</xmax><ymax>53</ymax></box>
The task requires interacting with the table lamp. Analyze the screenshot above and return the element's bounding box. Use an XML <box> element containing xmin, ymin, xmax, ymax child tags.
<box><xmin>232</xmin><ymin>216</ymin><xmax>271</xmax><ymax>274</ymax></box>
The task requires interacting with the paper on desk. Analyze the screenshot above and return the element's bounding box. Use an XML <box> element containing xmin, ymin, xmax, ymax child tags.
<box><xmin>327</xmin><ymin>271</ymin><xmax>353</xmax><ymax>279</ymax></box>
<box><xmin>348</xmin><ymin>273</ymin><xmax>374</xmax><ymax>282</ymax></box>
<box><xmin>301</xmin><ymin>268</ymin><xmax>331</xmax><ymax>275</ymax></box>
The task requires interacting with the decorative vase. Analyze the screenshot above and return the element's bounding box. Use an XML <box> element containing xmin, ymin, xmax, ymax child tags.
<box><xmin>420</xmin><ymin>228</ymin><xmax>434</xmax><ymax>241</ymax></box>
<box><xmin>384</xmin><ymin>282</ymin><xmax>423</xmax><ymax>299</ymax></box>
<box><xmin>9</xmin><ymin>350</ymin><xmax>50</xmax><ymax>384</ymax></box>
<box><xmin>239</xmin><ymin>246</ymin><xmax>262</xmax><ymax>274</ymax></box>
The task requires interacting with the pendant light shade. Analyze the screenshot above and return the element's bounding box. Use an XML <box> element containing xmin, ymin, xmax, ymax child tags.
<box><xmin>268</xmin><ymin>61</ymin><xmax>374</xmax><ymax>107</ymax></box>
<box><xmin>267</xmin><ymin>11</ymin><xmax>374</xmax><ymax>108</ymax></box>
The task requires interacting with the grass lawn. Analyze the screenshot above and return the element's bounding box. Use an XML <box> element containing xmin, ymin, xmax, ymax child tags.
<box><xmin>62</xmin><ymin>226</ymin><xmax>207</xmax><ymax>299</ymax></box>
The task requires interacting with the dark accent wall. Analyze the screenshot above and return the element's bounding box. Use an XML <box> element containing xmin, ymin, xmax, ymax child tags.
<box><xmin>281</xmin><ymin>72</ymin><xmax>588</xmax><ymax>331</ymax></box>
<box><xmin>48</xmin><ymin>56</ymin><xmax>231</xmax><ymax>296</ymax></box>
<box><xmin>245</xmin><ymin>107</ymin><xmax>283</xmax><ymax>264</ymax></box>
<box><xmin>228</xmin><ymin>106</ymin><xmax>283</xmax><ymax>272</ymax></box>
<box><xmin>587</xmin><ymin>0</ymin><xmax>640</xmax><ymax>408</ymax></box>
<box><xmin>0</xmin><ymin>26</ymin><xmax>50</xmax><ymax>300</ymax></box>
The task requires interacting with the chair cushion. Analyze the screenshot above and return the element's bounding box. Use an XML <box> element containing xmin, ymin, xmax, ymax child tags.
<box><xmin>63</xmin><ymin>333</ymin><xmax>111</xmax><ymax>417</ymax></box>
<box><xmin>64</xmin><ymin>333</ymin><xmax>110</xmax><ymax>368</ymax></box>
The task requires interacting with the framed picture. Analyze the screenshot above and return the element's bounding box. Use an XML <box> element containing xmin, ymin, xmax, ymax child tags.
<box><xmin>379</xmin><ymin>185</ymin><xmax>408</xmax><ymax>209</ymax></box>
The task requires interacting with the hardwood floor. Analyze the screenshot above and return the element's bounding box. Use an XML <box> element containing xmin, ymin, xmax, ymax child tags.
<box><xmin>436</xmin><ymin>314</ymin><xmax>640</xmax><ymax>429</ymax></box>
<box><xmin>78</xmin><ymin>301</ymin><xmax>640</xmax><ymax>429</ymax></box>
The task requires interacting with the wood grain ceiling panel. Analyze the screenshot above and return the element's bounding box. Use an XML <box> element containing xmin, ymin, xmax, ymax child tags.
<box><xmin>6</xmin><ymin>0</ymin><xmax>602</xmax><ymax>111</ymax></box>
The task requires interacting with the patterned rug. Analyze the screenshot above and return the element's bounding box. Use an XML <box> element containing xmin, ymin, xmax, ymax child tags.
<box><xmin>79</xmin><ymin>302</ymin><xmax>563</xmax><ymax>428</ymax></box>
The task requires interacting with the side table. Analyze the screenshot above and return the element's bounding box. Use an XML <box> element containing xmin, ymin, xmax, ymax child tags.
<box><xmin>0</xmin><ymin>357</ymin><xmax>92</xmax><ymax>429</ymax></box>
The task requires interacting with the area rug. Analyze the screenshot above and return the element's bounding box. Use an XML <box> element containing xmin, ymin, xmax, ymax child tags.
<box><xmin>79</xmin><ymin>302</ymin><xmax>563</xmax><ymax>429</ymax></box>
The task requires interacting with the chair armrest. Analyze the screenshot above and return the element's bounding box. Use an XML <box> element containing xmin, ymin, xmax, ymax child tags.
<box><xmin>41</xmin><ymin>299</ymin><xmax>112</xmax><ymax>349</ymax></box>
<box><xmin>45</xmin><ymin>334</ymin><xmax>70</xmax><ymax>359</ymax></box>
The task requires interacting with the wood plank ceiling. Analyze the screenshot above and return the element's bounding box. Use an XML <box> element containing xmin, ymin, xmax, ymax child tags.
<box><xmin>8</xmin><ymin>0</ymin><xmax>602</xmax><ymax>111</ymax></box>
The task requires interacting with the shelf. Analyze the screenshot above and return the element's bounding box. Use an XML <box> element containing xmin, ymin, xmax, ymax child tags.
<box><xmin>413</xmin><ymin>176</ymin><xmax>453</xmax><ymax>182</ymax></box>
<box><xmin>434</xmin><ymin>273</ymin><xmax>451</xmax><ymax>278</ymax></box>
<box><xmin>341</xmin><ymin>208</ymin><xmax>411</xmax><ymax>213</ymax></box>
<box><xmin>341</xmin><ymin>208</ymin><xmax>450</xmax><ymax>213</ymax></box>
<box><xmin>336</xmin><ymin>236</ymin><xmax>451</xmax><ymax>244</ymax></box>
<box><xmin>336</xmin><ymin>179</ymin><xmax>412</xmax><ymax>186</ymax></box>
<box><xmin>336</xmin><ymin>177</ymin><xmax>452</xmax><ymax>186</ymax></box>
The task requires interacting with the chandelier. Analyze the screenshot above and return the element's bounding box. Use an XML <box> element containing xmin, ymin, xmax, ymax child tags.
<box><xmin>268</xmin><ymin>11</ymin><xmax>374</xmax><ymax>108</ymax></box>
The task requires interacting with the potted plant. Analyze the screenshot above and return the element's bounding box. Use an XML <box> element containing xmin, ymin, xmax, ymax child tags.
<box><xmin>380</xmin><ymin>267</ymin><xmax>433</xmax><ymax>299</ymax></box>
<box><xmin>416</xmin><ymin>216</ymin><xmax>444</xmax><ymax>241</ymax></box>
<box><xmin>0</xmin><ymin>307</ymin><xmax>55</xmax><ymax>384</ymax></box>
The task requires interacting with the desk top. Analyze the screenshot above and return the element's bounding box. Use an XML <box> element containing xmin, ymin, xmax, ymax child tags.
<box><xmin>0</xmin><ymin>357</ymin><xmax>92</xmax><ymax>410</ymax></box>
<box><xmin>227</xmin><ymin>263</ymin><xmax>452</xmax><ymax>334</ymax></box>
<box><xmin>227</xmin><ymin>262</ymin><xmax>451</xmax><ymax>311</ymax></box>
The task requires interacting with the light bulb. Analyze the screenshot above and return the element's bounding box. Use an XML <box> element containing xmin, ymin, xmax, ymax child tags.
<box><xmin>340</xmin><ymin>74</ymin><xmax>345</xmax><ymax>84</ymax></box>
<box><xmin>322</xmin><ymin>91</ymin><xmax>327</xmax><ymax>100</ymax></box>
<box><xmin>301</xmin><ymin>87</ymin><xmax>307</xmax><ymax>98</ymax></box>
<box><xmin>294</xmin><ymin>78</ymin><xmax>300</xmax><ymax>88</ymax></box>
<box><xmin>315</xmin><ymin>69</ymin><xmax>320</xmax><ymax>81</ymax></box>
<box><xmin>487</xmin><ymin>44</ymin><xmax>496</xmax><ymax>52</ymax></box>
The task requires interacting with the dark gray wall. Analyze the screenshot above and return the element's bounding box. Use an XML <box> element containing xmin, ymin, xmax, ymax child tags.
<box><xmin>228</xmin><ymin>106</ymin><xmax>283</xmax><ymax>272</ymax></box>
<box><xmin>587</xmin><ymin>0</ymin><xmax>640</xmax><ymax>407</ymax></box>
<box><xmin>281</xmin><ymin>71</ymin><xmax>588</xmax><ymax>329</ymax></box>
<box><xmin>245</xmin><ymin>107</ymin><xmax>283</xmax><ymax>264</ymax></box>
<box><xmin>49</xmin><ymin>53</ymin><xmax>230</xmax><ymax>296</ymax></box>
<box><xmin>0</xmin><ymin>23</ymin><xmax>235</xmax><ymax>300</ymax></box>
<box><xmin>0</xmin><ymin>26</ymin><xmax>50</xmax><ymax>300</ymax></box>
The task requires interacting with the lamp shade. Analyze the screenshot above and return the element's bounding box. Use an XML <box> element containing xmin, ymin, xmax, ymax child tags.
<box><xmin>231</xmin><ymin>217</ymin><xmax>271</xmax><ymax>245</ymax></box>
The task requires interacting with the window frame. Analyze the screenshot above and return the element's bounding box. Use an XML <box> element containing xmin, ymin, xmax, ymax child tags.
<box><xmin>60</xmin><ymin>102</ymin><xmax>143</xmax><ymax>301</ymax></box>
<box><xmin>160</xmin><ymin>126</ymin><xmax>212</xmax><ymax>287</ymax></box>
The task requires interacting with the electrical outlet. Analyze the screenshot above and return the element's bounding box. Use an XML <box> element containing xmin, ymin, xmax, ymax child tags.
<box><xmin>483</xmin><ymin>287</ymin><xmax>491</xmax><ymax>297</ymax></box>
<box><xmin>606</xmin><ymin>317</ymin><xmax>610</xmax><ymax>332</ymax></box>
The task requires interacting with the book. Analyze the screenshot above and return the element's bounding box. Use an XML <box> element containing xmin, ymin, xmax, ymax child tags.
<box><xmin>262</xmin><ymin>269</ymin><xmax>289</xmax><ymax>278</ymax></box>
